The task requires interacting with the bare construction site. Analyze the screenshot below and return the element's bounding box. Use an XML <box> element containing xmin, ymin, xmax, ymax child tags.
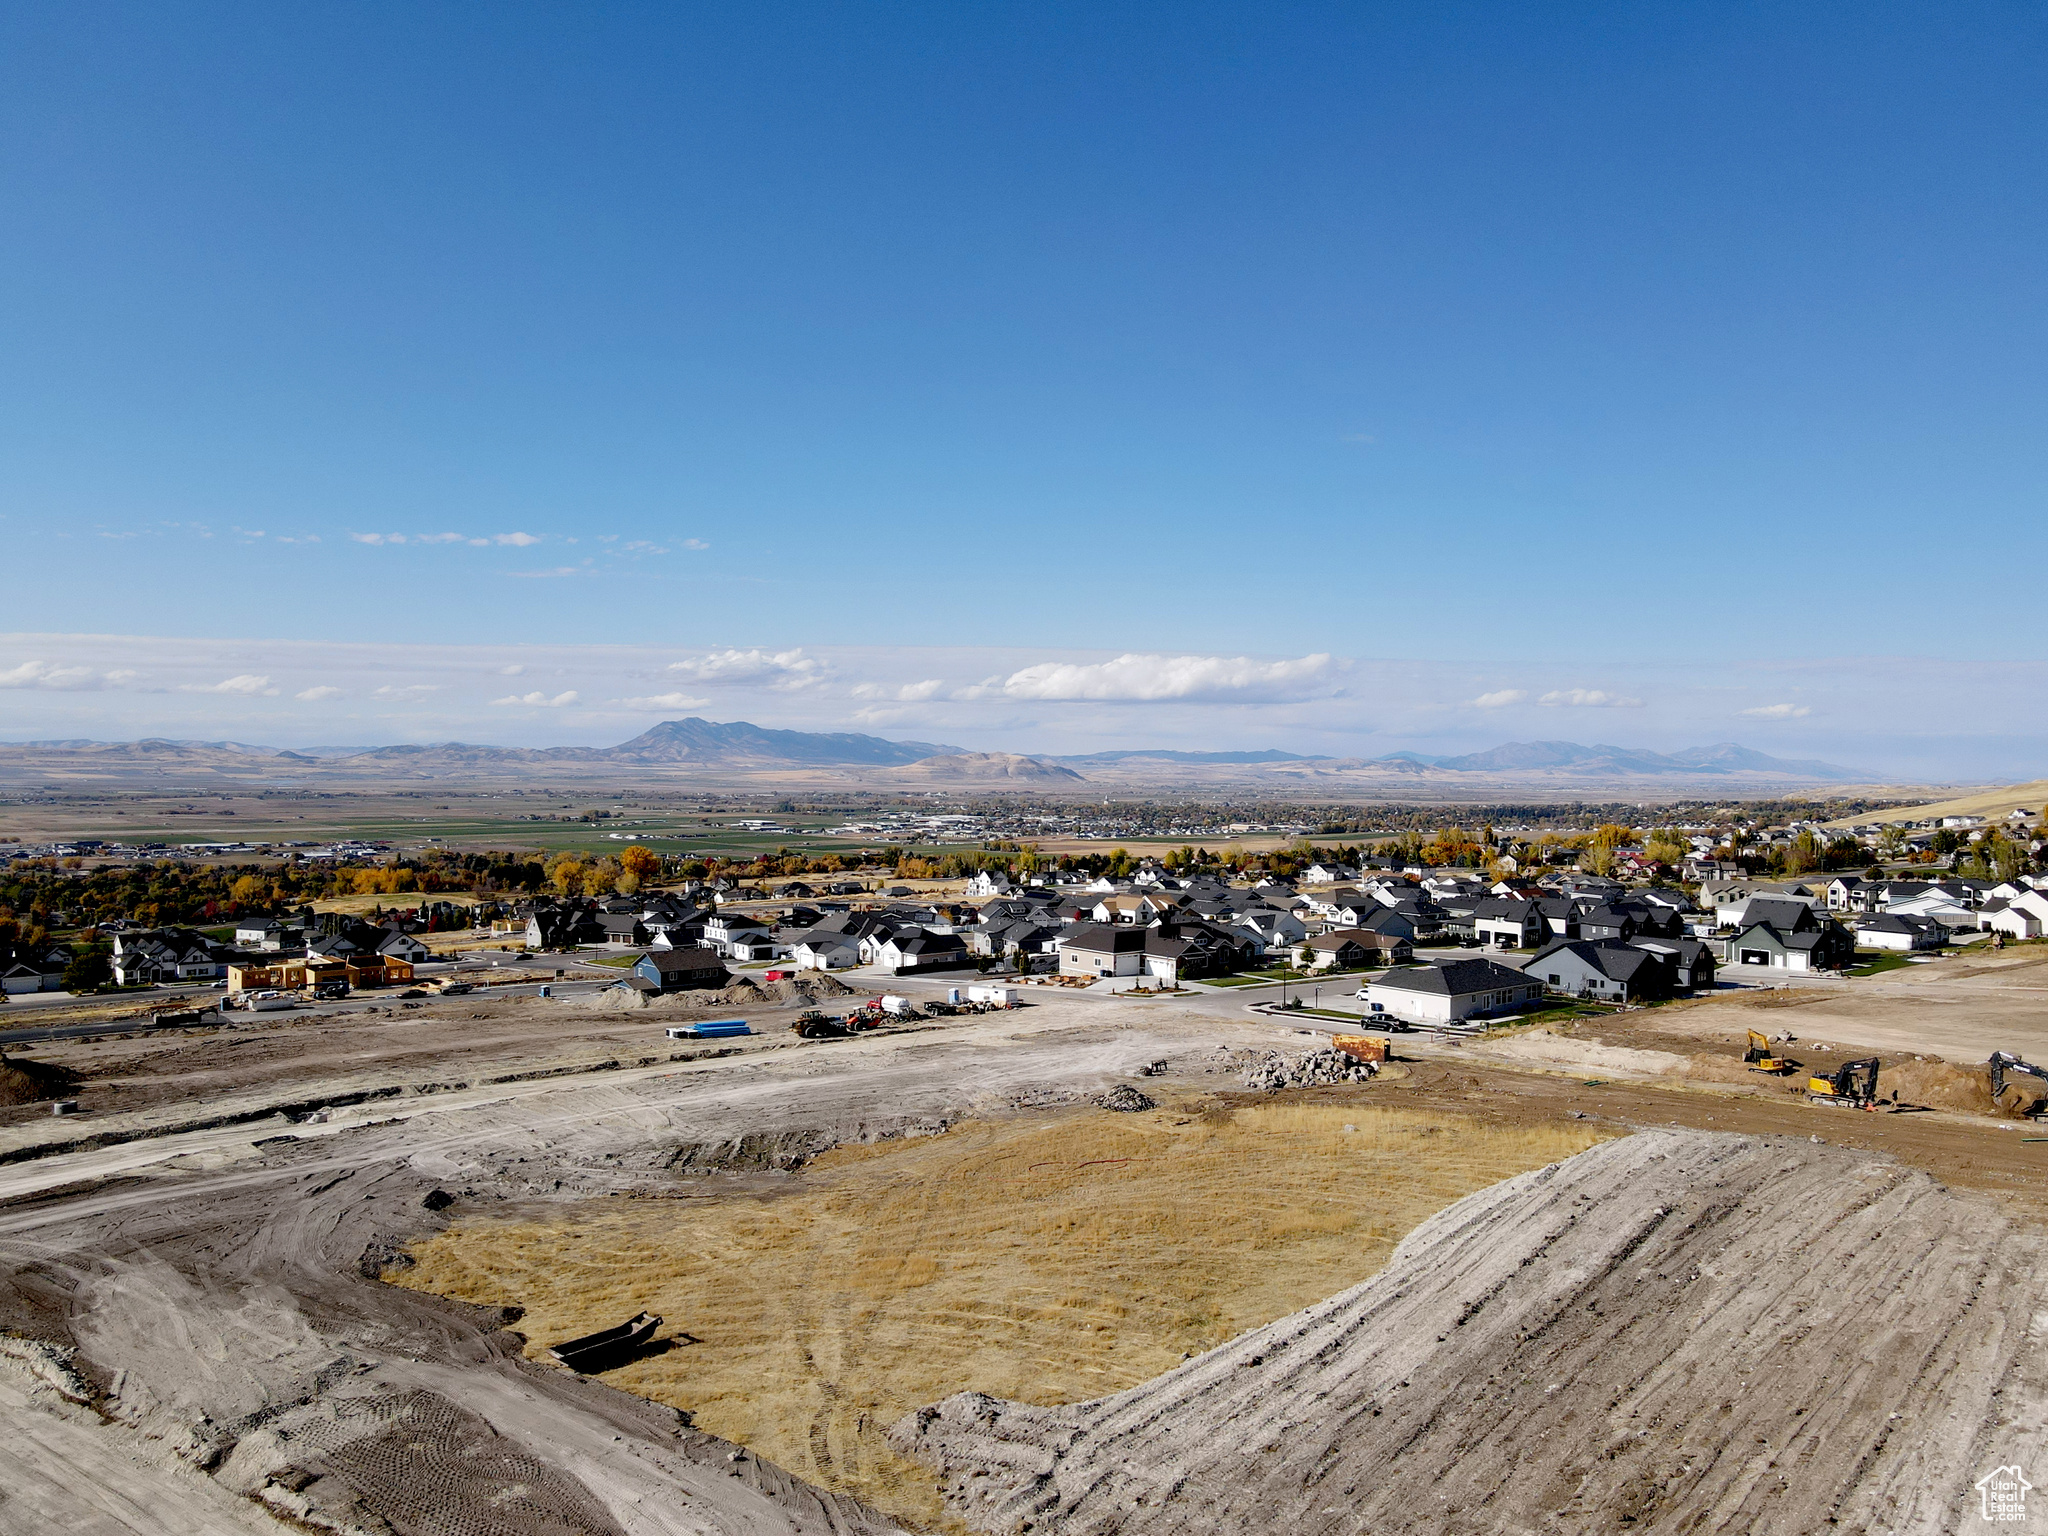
<box><xmin>4</xmin><ymin>958</ymin><xmax>2048</xmax><ymax>1535</ymax></box>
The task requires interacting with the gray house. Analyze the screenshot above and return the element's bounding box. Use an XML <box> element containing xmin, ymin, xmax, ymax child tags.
<box><xmin>632</xmin><ymin>947</ymin><xmax>730</xmax><ymax>993</ymax></box>
<box><xmin>1527</xmin><ymin>939</ymin><xmax>1673</xmax><ymax>1003</ymax></box>
<box><xmin>1364</xmin><ymin>958</ymin><xmax>1543</xmax><ymax>1026</ymax></box>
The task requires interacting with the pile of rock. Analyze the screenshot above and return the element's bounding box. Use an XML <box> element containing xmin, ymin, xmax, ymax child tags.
<box><xmin>1095</xmin><ymin>1084</ymin><xmax>1157</xmax><ymax>1113</ymax></box>
<box><xmin>1236</xmin><ymin>1048</ymin><xmax>1377</xmax><ymax>1091</ymax></box>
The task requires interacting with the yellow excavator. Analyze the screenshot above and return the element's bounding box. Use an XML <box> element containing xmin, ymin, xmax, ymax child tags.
<box><xmin>1807</xmin><ymin>1057</ymin><xmax>1880</xmax><ymax>1109</ymax></box>
<box><xmin>1743</xmin><ymin>1029</ymin><xmax>1797</xmax><ymax>1075</ymax></box>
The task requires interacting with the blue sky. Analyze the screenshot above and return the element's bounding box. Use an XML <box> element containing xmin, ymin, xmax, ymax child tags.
<box><xmin>2</xmin><ymin>4</ymin><xmax>2044</xmax><ymax>775</ymax></box>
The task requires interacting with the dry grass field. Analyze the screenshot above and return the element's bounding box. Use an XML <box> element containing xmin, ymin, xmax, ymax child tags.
<box><xmin>395</xmin><ymin>1099</ymin><xmax>1611</xmax><ymax>1530</ymax></box>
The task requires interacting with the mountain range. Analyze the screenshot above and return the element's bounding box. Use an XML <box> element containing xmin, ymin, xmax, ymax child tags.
<box><xmin>1370</xmin><ymin>740</ymin><xmax>1864</xmax><ymax>782</ymax></box>
<box><xmin>0</xmin><ymin>721</ymin><xmax>1871</xmax><ymax>788</ymax></box>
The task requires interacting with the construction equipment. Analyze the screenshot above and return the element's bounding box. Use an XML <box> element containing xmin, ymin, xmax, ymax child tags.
<box><xmin>1744</xmin><ymin>1029</ymin><xmax>1797</xmax><ymax>1075</ymax></box>
<box><xmin>1989</xmin><ymin>1052</ymin><xmax>2048</xmax><ymax>1114</ymax></box>
<box><xmin>1807</xmin><ymin>1057</ymin><xmax>1880</xmax><ymax>1108</ymax></box>
<box><xmin>792</xmin><ymin>1010</ymin><xmax>855</xmax><ymax>1039</ymax></box>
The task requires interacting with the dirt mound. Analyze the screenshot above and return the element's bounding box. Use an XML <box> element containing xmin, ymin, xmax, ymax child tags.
<box><xmin>0</xmin><ymin>1054</ymin><xmax>79</xmax><ymax>1107</ymax></box>
<box><xmin>891</xmin><ymin>1129</ymin><xmax>2047</xmax><ymax>1536</ymax></box>
<box><xmin>1882</xmin><ymin>1056</ymin><xmax>2004</xmax><ymax>1115</ymax></box>
<box><xmin>754</xmin><ymin>976</ymin><xmax>856</xmax><ymax>1006</ymax></box>
<box><xmin>575</xmin><ymin>983</ymin><xmax>652</xmax><ymax>1011</ymax></box>
<box><xmin>719</xmin><ymin>977</ymin><xmax>763</xmax><ymax>1005</ymax></box>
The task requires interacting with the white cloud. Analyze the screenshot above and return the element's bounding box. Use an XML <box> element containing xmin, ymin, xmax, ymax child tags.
<box><xmin>0</xmin><ymin>659</ymin><xmax>102</xmax><ymax>690</ymax></box>
<box><xmin>667</xmin><ymin>647</ymin><xmax>828</xmax><ymax>691</ymax></box>
<box><xmin>1538</xmin><ymin>688</ymin><xmax>1644</xmax><ymax>709</ymax></box>
<box><xmin>1472</xmin><ymin>689</ymin><xmax>1528</xmax><ymax>709</ymax></box>
<box><xmin>182</xmin><ymin>674</ymin><xmax>279</xmax><ymax>696</ymax></box>
<box><xmin>1001</xmin><ymin>652</ymin><xmax>1336</xmax><ymax>703</ymax></box>
<box><xmin>296</xmin><ymin>685</ymin><xmax>345</xmax><ymax>701</ymax></box>
<box><xmin>499</xmin><ymin>664</ymin><xmax>526</xmax><ymax>676</ymax></box>
<box><xmin>616</xmin><ymin>692</ymin><xmax>710</xmax><ymax>710</ymax></box>
<box><xmin>103</xmin><ymin>669</ymin><xmax>141</xmax><ymax>684</ymax></box>
<box><xmin>853</xmin><ymin>679</ymin><xmax>946</xmax><ymax>703</ymax></box>
<box><xmin>372</xmin><ymin>684</ymin><xmax>438</xmax><ymax>698</ymax></box>
<box><xmin>681</xmin><ymin>538</ymin><xmax>710</xmax><ymax>551</ymax></box>
<box><xmin>491</xmin><ymin>689</ymin><xmax>580</xmax><ymax>708</ymax></box>
<box><xmin>353</xmin><ymin>529</ymin><xmax>540</xmax><ymax>548</ymax></box>
<box><xmin>507</xmin><ymin>567</ymin><xmax>581</xmax><ymax>579</ymax></box>
<box><xmin>1742</xmin><ymin>702</ymin><xmax>1812</xmax><ymax>719</ymax></box>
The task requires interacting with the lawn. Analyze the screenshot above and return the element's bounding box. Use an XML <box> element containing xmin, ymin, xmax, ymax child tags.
<box><xmin>1848</xmin><ymin>951</ymin><xmax>1918</xmax><ymax>978</ymax></box>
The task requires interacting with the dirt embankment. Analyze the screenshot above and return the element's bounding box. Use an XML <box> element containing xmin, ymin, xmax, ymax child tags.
<box><xmin>1473</xmin><ymin>1012</ymin><xmax>2042</xmax><ymax>1119</ymax></box>
<box><xmin>892</xmin><ymin>1128</ymin><xmax>2048</xmax><ymax>1536</ymax></box>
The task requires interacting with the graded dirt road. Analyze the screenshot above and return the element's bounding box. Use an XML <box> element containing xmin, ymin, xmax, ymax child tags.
<box><xmin>1</xmin><ymin>975</ymin><xmax>2045</xmax><ymax>1535</ymax></box>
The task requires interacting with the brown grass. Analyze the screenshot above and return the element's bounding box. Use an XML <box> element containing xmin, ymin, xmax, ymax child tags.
<box><xmin>394</xmin><ymin>1102</ymin><xmax>1612</xmax><ymax>1530</ymax></box>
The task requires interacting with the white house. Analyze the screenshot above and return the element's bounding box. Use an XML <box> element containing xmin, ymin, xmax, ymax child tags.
<box><xmin>1984</xmin><ymin>890</ymin><xmax>2048</xmax><ymax>940</ymax></box>
<box><xmin>1364</xmin><ymin>958</ymin><xmax>1543</xmax><ymax>1027</ymax></box>
<box><xmin>1856</xmin><ymin>913</ymin><xmax>1946</xmax><ymax>952</ymax></box>
<box><xmin>792</xmin><ymin>935</ymin><xmax>860</xmax><ymax>971</ymax></box>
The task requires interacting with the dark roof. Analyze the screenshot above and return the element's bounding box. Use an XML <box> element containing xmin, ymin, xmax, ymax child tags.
<box><xmin>1530</xmin><ymin>939</ymin><xmax>1664</xmax><ymax>984</ymax></box>
<box><xmin>638</xmin><ymin>947</ymin><xmax>727</xmax><ymax>975</ymax></box>
<box><xmin>1062</xmin><ymin>923</ymin><xmax>1149</xmax><ymax>954</ymax></box>
<box><xmin>1374</xmin><ymin>957</ymin><xmax>1535</xmax><ymax>996</ymax></box>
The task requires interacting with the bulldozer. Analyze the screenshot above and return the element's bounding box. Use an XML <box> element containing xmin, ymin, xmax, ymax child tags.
<box><xmin>1743</xmin><ymin>1029</ymin><xmax>1797</xmax><ymax>1075</ymax></box>
<box><xmin>1988</xmin><ymin>1051</ymin><xmax>2048</xmax><ymax>1115</ymax></box>
<box><xmin>1807</xmin><ymin>1057</ymin><xmax>1880</xmax><ymax>1109</ymax></box>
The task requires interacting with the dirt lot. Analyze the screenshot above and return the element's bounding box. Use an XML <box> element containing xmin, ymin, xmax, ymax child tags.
<box><xmin>396</xmin><ymin>1097</ymin><xmax>1610</xmax><ymax>1528</ymax></box>
<box><xmin>0</xmin><ymin>975</ymin><xmax>2043</xmax><ymax>1534</ymax></box>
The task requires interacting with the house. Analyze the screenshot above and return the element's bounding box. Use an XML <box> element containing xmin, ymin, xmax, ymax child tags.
<box><xmin>1856</xmin><ymin>913</ymin><xmax>1947</xmax><ymax>952</ymax></box>
<box><xmin>1574</xmin><ymin>905</ymin><xmax>1639</xmax><ymax>944</ymax></box>
<box><xmin>1714</xmin><ymin>887</ymin><xmax>1819</xmax><ymax>930</ymax></box>
<box><xmin>1883</xmin><ymin>889</ymin><xmax>1975</xmax><ymax>927</ymax></box>
<box><xmin>632</xmin><ymin>947</ymin><xmax>729</xmax><ymax>993</ymax></box>
<box><xmin>1983</xmin><ymin>889</ymin><xmax>2048</xmax><ymax>939</ymax></box>
<box><xmin>1058</xmin><ymin>924</ymin><xmax>1149</xmax><ymax>979</ymax></box>
<box><xmin>1630</xmin><ymin>936</ymin><xmax>1717</xmax><ymax>991</ymax></box>
<box><xmin>727</xmin><ymin>933</ymin><xmax>788</xmax><ymax>962</ymax></box>
<box><xmin>701</xmin><ymin>913</ymin><xmax>772</xmax><ymax>957</ymax></box>
<box><xmin>1091</xmin><ymin>892</ymin><xmax>1180</xmax><ymax>926</ymax></box>
<box><xmin>375</xmin><ymin>930</ymin><xmax>433</xmax><ymax>965</ymax></box>
<box><xmin>791</xmin><ymin>933</ymin><xmax>862</xmax><ymax>971</ymax></box>
<box><xmin>1364</xmin><ymin>958</ymin><xmax>1544</xmax><ymax>1026</ymax></box>
<box><xmin>1824</xmin><ymin>877</ymin><xmax>1865</xmax><ymax>912</ymax></box>
<box><xmin>963</xmin><ymin>870</ymin><xmax>1013</xmax><ymax>899</ymax></box>
<box><xmin>1305</xmin><ymin>929</ymin><xmax>1413</xmax><ymax>970</ymax></box>
<box><xmin>1232</xmin><ymin>906</ymin><xmax>1309</xmax><ymax>952</ymax></box>
<box><xmin>1303</xmin><ymin>862</ymin><xmax>1359</xmax><ymax>885</ymax></box>
<box><xmin>109</xmin><ymin>928</ymin><xmax>227</xmax><ymax>986</ymax></box>
<box><xmin>1717</xmin><ymin>903</ymin><xmax>1857</xmax><ymax>973</ymax></box>
<box><xmin>1471</xmin><ymin>898</ymin><xmax>1548</xmax><ymax>951</ymax></box>
<box><xmin>592</xmin><ymin>912</ymin><xmax>650</xmax><ymax>947</ymax></box>
<box><xmin>872</xmin><ymin>929</ymin><xmax>972</xmax><ymax>975</ymax></box>
<box><xmin>525</xmin><ymin>906</ymin><xmax>602</xmax><ymax>949</ymax></box>
<box><xmin>1138</xmin><ymin>922</ymin><xmax>1257</xmax><ymax>984</ymax></box>
<box><xmin>233</xmin><ymin>918</ymin><xmax>298</xmax><ymax>950</ymax></box>
<box><xmin>0</xmin><ymin>942</ymin><xmax>71</xmax><ymax>994</ymax></box>
<box><xmin>1527</xmin><ymin>939</ymin><xmax>1676</xmax><ymax>1003</ymax></box>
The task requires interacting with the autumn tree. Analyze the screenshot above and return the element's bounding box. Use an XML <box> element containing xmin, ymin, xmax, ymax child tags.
<box><xmin>619</xmin><ymin>845</ymin><xmax>661</xmax><ymax>884</ymax></box>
